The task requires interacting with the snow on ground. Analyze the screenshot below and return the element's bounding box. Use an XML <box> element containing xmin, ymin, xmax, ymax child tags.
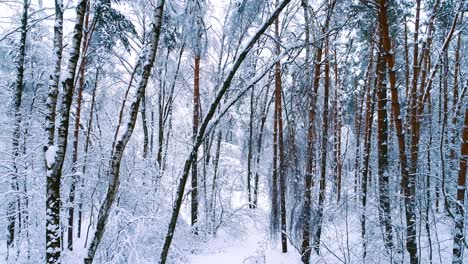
<box><xmin>189</xmin><ymin>215</ymin><xmax>301</xmax><ymax>264</ymax></box>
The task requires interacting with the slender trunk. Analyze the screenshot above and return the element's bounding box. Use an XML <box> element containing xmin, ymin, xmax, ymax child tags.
<box><xmin>78</xmin><ymin>69</ymin><xmax>98</xmax><ymax>239</ymax></box>
<box><xmin>451</xmin><ymin>109</ymin><xmax>468</xmax><ymax>264</ymax></box>
<box><xmin>210</xmin><ymin>130</ymin><xmax>222</xmax><ymax>234</ymax></box>
<box><xmin>404</xmin><ymin>17</ymin><xmax>410</xmax><ymax>99</ymax></box>
<box><xmin>7</xmin><ymin>0</ymin><xmax>28</xmax><ymax>254</ymax></box>
<box><xmin>272</xmin><ymin>91</ymin><xmax>279</xmax><ymax>233</ymax></box>
<box><xmin>253</xmin><ymin>84</ymin><xmax>272</xmax><ymax>208</ymax></box>
<box><xmin>141</xmin><ymin>93</ymin><xmax>149</xmax><ymax>158</ymax></box>
<box><xmin>301</xmin><ymin>0</ymin><xmax>313</xmax><ymax>259</ymax></box>
<box><xmin>45</xmin><ymin>1</ymin><xmax>87</xmax><ymax>262</ymax></box>
<box><xmin>274</xmin><ymin>6</ymin><xmax>287</xmax><ymax>252</ymax></box>
<box><xmin>333</xmin><ymin>47</ymin><xmax>342</xmax><ymax>202</ymax></box>
<box><xmin>156</xmin><ymin>66</ymin><xmax>165</xmax><ymax>167</ymax></box>
<box><xmin>376</xmin><ymin>46</ymin><xmax>393</xmax><ymax>250</ymax></box>
<box><xmin>192</xmin><ymin>55</ymin><xmax>201</xmax><ymax>234</ymax></box>
<box><xmin>314</xmin><ymin>38</ymin><xmax>331</xmax><ymax>254</ymax></box>
<box><xmin>247</xmin><ymin>87</ymin><xmax>254</xmax><ymax>208</ymax></box>
<box><xmin>68</xmin><ymin>5</ymin><xmax>91</xmax><ymax>250</ymax></box>
<box><xmin>84</xmin><ymin>1</ymin><xmax>165</xmax><ymax>262</ymax></box>
<box><xmin>361</xmin><ymin>45</ymin><xmax>377</xmax><ymax>260</ymax></box>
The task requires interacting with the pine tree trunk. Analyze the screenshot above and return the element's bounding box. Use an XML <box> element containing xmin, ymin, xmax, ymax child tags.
<box><xmin>360</xmin><ymin>46</ymin><xmax>376</xmax><ymax>260</ymax></box>
<box><xmin>272</xmin><ymin>91</ymin><xmax>279</xmax><ymax>233</ymax></box>
<box><xmin>376</xmin><ymin>46</ymin><xmax>393</xmax><ymax>250</ymax></box>
<box><xmin>451</xmin><ymin>108</ymin><xmax>468</xmax><ymax>264</ymax></box>
<box><xmin>192</xmin><ymin>55</ymin><xmax>201</xmax><ymax>234</ymax></box>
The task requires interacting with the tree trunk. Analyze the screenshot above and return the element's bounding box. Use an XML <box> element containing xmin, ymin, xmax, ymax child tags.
<box><xmin>451</xmin><ymin>108</ymin><xmax>468</xmax><ymax>264</ymax></box>
<box><xmin>45</xmin><ymin>0</ymin><xmax>87</xmax><ymax>262</ymax></box>
<box><xmin>78</xmin><ymin>69</ymin><xmax>98</xmax><ymax>239</ymax></box>
<box><xmin>7</xmin><ymin>0</ymin><xmax>28</xmax><ymax>254</ymax></box>
<box><xmin>376</xmin><ymin>46</ymin><xmax>393</xmax><ymax>250</ymax></box>
<box><xmin>361</xmin><ymin>43</ymin><xmax>378</xmax><ymax>259</ymax></box>
<box><xmin>274</xmin><ymin>6</ymin><xmax>287</xmax><ymax>252</ymax></box>
<box><xmin>192</xmin><ymin>55</ymin><xmax>201</xmax><ymax>234</ymax></box>
<box><xmin>253</xmin><ymin>83</ymin><xmax>272</xmax><ymax>208</ymax></box>
<box><xmin>301</xmin><ymin>0</ymin><xmax>314</xmax><ymax>259</ymax></box>
<box><xmin>247</xmin><ymin>87</ymin><xmax>254</xmax><ymax>208</ymax></box>
<box><xmin>68</xmin><ymin>5</ymin><xmax>91</xmax><ymax>250</ymax></box>
<box><xmin>314</xmin><ymin>38</ymin><xmax>331</xmax><ymax>254</ymax></box>
<box><xmin>272</xmin><ymin>89</ymin><xmax>279</xmax><ymax>234</ymax></box>
<box><xmin>377</xmin><ymin>1</ymin><xmax>417</xmax><ymax>262</ymax></box>
<box><xmin>141</xmin><ymin>93</ymin><xmax>149</xmax><ymax>158</ymax></box>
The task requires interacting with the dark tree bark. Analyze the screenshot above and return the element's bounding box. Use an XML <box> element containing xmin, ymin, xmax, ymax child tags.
<box><xmin>7</xmin><ymin>0</ymin><xmax>28</xmax><ymax>254</ymax></box>
<box><xmin>314</xmin><ymin>38</ymin><xmax>331</xmax><ymax>254</ymax></box>
<box><xmin>376</xmin><ymin>46</ymin><xmax>393</xmax><ymax>250</ymax></box>
<box><xmin>45</xmin><ymin>0</ymin><xmax>87</xmax><ymax>262</ymax></box>
<box><xmin>247</xmin><ymin>87</ymin><xmax>254</xmax><ymax>208</ymax></box>
<box><xmin>253</xmin><ymin>82</ymin><xmax>273</xmax><ymax>209</ymax></box>
<box><xmin>78</xmin><ymin>69</ymin><xmax>99</xmax><ymax>239</ymax></box>
<box><xmin>452</xmin><ymin>108</ymin><xmax>468</xmax><ymax>263</ymax></box>
<box><xmin>361</xmin><ymin>44</ymin><xmax>377</xmax><ymax>260</ymax></box>
<box><xmin>141</xmin><ymin>93</ymin><xmax>149</xmax><ymax>158</ymax></box>
<box><xmin>274</xmin><ymin>6</ymin><xmax>287</xmax><ymax>252</ymax></box>
<box><xmin>67</xmin><ymin>4</ymin><xmax>91</xmax><ymax>250</ymax></box>
<box><xmin>377</xmin><ymin>1</ymin><xmax>417</xmax><ymax>262</ymax></box>
<box><xmin>300</xmin><ymin>0</ymin><xmax>314</xmax><ymax>260</ymax></box>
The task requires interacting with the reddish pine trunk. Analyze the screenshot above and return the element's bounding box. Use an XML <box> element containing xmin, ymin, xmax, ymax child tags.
<box><xmin>192</xmin><ymin>55</ymin><xmax>201</xmax><ymax>233</ymax></box>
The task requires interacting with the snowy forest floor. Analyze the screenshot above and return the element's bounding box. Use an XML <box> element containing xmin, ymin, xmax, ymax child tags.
<box><xmin>188</xmin><ymin>214</ymin><xmax>301</xmax><ymax>264</ymax></box>
<box><xmin>0</xmin><ymin>202</ymin><xmax>461</xmax><ymax>263</ymax></box>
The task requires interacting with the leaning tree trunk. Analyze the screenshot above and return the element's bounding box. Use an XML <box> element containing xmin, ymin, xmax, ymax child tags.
<box><xmin>84</xmin><ymin>1</ymin><xmax>166</xmax><ymax>262</ymax></box>
<box><xmin>45</xmin><ymin>0</ymin><xmax>87</xmax><ymax>263</ymax></box>
<box><xmin>7</xmin><ymin>0</ymin><xmax>28</xmax><ymax>255</ymax></box>
<box><xmin>68</xmin><ymin>5</ymin><xmax>91</xmax><ymax>250</ymax></box>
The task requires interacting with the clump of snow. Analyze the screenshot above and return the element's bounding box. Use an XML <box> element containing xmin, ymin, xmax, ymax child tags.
<box><xmin>45</xmin><ymin>145</ymin><xmax>58</xmax><ymax>168</ymax></box>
